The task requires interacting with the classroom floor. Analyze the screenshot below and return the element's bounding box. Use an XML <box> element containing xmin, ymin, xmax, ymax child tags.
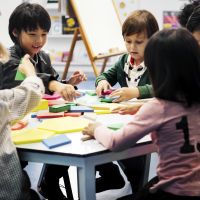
<box><xmin>25</xmin><ymin>71</ymin><xmax>159</xmax><ymax>200</ymax></box>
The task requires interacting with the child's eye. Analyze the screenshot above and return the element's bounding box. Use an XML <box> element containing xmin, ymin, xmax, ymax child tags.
<box><xmin>126</xmin><ymin>40</ymin><xmax>132</xmax><ymax>44</ymax></box>
<box><xmin>136</xmin><ymin>41</ymin><xmax>143</xmax><ymax>44</ymax></box>
<box><xmin>28</xmin><ymin>33</ymin><xmax>36</xmax><ymax>36</ymax></box>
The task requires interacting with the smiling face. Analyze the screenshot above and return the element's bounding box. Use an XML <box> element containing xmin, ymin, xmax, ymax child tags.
<box><xmin>124</xmin><ymin>32</ymin><xmax>148</xmax><ymax>65</ymax></box>
<box><xmin>15</xmin><ymin>27</ymin><xmax>48</xmax><ymax>57</ymax></box>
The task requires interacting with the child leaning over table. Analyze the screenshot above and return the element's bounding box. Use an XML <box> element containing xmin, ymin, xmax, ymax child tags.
<box><xmin>83</xmin><ymin>28</ymin><xmax>200</xmax><ymax>200</ymax></box>
<box><xmin>0</xmin><ymin>44</ymin><xmax>44</xmax><ymax>200</ymax></box>
<box><xmin>94</xmin><ymin>10</ymin><xmax>159</xmax><ymax>196</ymax></box>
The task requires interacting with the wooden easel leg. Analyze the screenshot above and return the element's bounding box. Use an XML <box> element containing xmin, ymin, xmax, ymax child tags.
<box><xmin>90</xmin><ymin>61</ymin><xmax>99</xmax><ymax>77</ymax></box>
<box><xmin>62</xmin><ymin>28</ymin><xmax>80</xmax><ymax>80</ymax></box>
<box><xmin>100</xmin><ymin>57</ymin><xmax>109</xmax><ymax>74</ymax></box>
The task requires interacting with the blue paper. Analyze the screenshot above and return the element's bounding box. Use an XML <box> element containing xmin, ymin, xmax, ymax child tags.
<box><xmin>42</xmin><ymin>135</ymin><xmax>71</xmax><ymax>149</ymax></box>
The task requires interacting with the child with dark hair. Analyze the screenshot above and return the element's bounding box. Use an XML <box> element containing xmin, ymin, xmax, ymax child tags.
<box><xmin>94</xmin><ymin>10</ymin><xmax>159</xmax><ymax>197</ymax></box>
<box><xmin>4</xmin><ymin>2</ymin><xmax>86</xmax><ymax>100</ymax></box>
<box><xmin>2</xmin><ymin>2</ymin><xmax>87</xmax><ymax>199</ymax></box>
<box><xmin>83</xmin><ymin>28</ymin><xmax>200</xmax><ymax>200</ymax></box>
<box><xmin>0</xmin><ymin>42</ymin><xmax>44</xmax><ymax>200</ymax></box>
<box><xmin>178</xmin><ymin>0</ymin><xmax>200</xmax><ymax>45</ymax></box>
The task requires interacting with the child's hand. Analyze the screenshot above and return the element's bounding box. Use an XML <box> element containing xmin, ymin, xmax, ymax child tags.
<box><xmin>96</xmin><ymin>80</ymin><xmax>111</xmax><ymax>96</ymax></box>
<box><xmin>57</xmin><ymin>83</ymin><xmax>80</xmax><ymax>101</ymax></box>
<box><xmin>67</xmin><ymin>71</ymin><xmax>87</xmax><ymax>86</ymax></box>
<box><xmin>109</xmin><ymin>87</ymin><xmax>140</xmax><ymax>102</ymax></box>
<box><xmin>18</xmin><ymin>54</ymin><xmax>36</xmax><ymax>77</ymax></box>
<box><xmin>112</xmin><ymin>103</ymin><xmax>143</xmax><ymax>115</ymax></box>
<box><xmin>82</xmin><ymin>122</ymin><xmax>102</xmax><ymax>137</ymax></box>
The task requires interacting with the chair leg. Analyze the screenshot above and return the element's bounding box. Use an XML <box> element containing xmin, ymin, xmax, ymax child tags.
<box><xmin>63</xmin><ymin>172</ymin><xmax>74</xmax><ymax>200</ymax></box>
<box><xmin>37</xmin><ymin>164</ymin><xmax>47</xmax><ymax>188</ymax></box>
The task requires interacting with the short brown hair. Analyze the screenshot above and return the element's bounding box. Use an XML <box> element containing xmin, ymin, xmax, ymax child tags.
<box><xmin>122</xmin><ymin>10</ymin><xmax>159</xmax><ymax>38</ymax></box>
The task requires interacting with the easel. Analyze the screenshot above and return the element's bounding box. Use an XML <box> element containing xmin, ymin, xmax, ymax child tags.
<box><xmin>62</xmin><ymin>27</ymin><xmax>125</xmax><ymax>79</ymax></box>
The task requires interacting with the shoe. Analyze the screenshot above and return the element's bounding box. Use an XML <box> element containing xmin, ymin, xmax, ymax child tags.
<box><xmin>96</xmin><ymin>173</ymin><xmax>125</xmax><ymax>193</ymax></box>
<box><xmin>38</xmin><ymin>179</ymin><xmax>68</xmax><ymax>200</ymax></box>
<box><xmin>96</xmin><ymin>163</ymin><xmax>125</xmax><ymax>193</ymax></box>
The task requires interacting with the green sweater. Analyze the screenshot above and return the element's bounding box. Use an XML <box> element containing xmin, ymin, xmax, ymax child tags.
<box><xmin>95</xmin><ymin>54</ymin><xmax>153</xmax><ymax>99</ymax></box>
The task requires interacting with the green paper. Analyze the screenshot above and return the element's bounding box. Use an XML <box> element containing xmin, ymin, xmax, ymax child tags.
<box><xmin>107</xmin><ymin>123</ymin><xmax>124</xmax><ymax>130</ymax></box>
<box><xmin>49</xmin><ymin>104</ymin><xmax>70</xmax><ymax>113</ymax></box>
<box><xmin>100</xmin><ymin>98</ymin><xmax>113</xmax><ymax>103</ymax></box>
<box><xmin>86</xmin><ymin>91</ymin><xmax>97</xmax><ymax>96</ymax></box>
<box><xmin>15</xmin><ymin>70</ymin><xmax>26</xmax><ymax>80</ymax></box>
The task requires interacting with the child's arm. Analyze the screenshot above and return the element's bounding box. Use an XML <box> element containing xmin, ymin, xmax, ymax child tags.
<box><xmin>65</xmin><ymin>71</ymin><xmax>87</xmax><ymax>86</ymax></box>
<box><xmin>48</xmin><ymin>80</ymin><xmax>80</xmax><ymax>101</ymax></box>
<box><xmin>96</xmin><ymin>80</ymin><xmax>112</xmax><ymax>96</ymax></box>
<box><xmin>2</xmin><ymin>54</ymin><xmax>45</xmax><ymax>123</ymax></box>
<box><xmin>111</xmin><ymin>103</ymin><xmax>144</xmax><ymax>115</ymax></box>
<box><xmin>109</xmin><ymin>87</ymin><xmax>139</xmax><ymax>102</ymax></box>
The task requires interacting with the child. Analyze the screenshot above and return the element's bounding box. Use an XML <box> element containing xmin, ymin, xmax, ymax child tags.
<box><xmin>83</xmin><ymin>28</ymin><xmax>200</xmax><ymax>200</ymax></box>
<box><xmin>96</xmin><ymin>10</ymin><xmax>158</xmax><ymax>102</ymax></box>
<box><xmin>94</xmin><ymin>10</ymin><xmax>159</xmax><ymax>196</ymax></box>
<box><xmin>178</xmin><ymin>0</ymin><xmax>200</xmax><ymax>45</ymax></box>
<box><xmin>3</xmin><ymin>2</ymin><xmax>86</xmax><ymax>101</ymax></box>
<box><xmin>2</xmin><ymin>3</ymin><xmax>86</xmax><ymax>199</ymax></box>
<box><xmin>0</xmin><ymin>43</ymin><xmax>44</xmax><ymax>199</ymax></box>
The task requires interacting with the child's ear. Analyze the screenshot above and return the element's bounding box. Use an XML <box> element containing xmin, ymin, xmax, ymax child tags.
<box><xmin>12</xmin><ymin>29</ymin><xmax>18</xmax><ymax>37</ymax></box>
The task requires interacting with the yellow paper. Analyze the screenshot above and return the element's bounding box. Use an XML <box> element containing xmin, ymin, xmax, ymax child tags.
<box><xmin>32</xmin><ymin>99</ymin><xmax>48</xmax><ymax>112</ymax></box>
<box><xmin>94</xmin><ymin>110</ymin><xmax>111</xmax><ymax>114</ymax></box>
<box><xmin>12</xmin><ymin>128</ymin><xmax>55</xmax><ymax>144</ymax></box>
<box><xmin>92</xmin><ymin>103</ymin><xmax>123</xmax><ymax>111</ymax></box>
<box><xmin>37</xmin><ymin>117</ymin><xmax>90</xmax><ymax>134</ymax></box>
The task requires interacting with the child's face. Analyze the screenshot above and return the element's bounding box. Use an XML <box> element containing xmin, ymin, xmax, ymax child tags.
<box><xmin>17</xmin><ymin>27</ymin><xmax>48</xmax><ymax>57</ymax></box>
<box><xmin>124</xmin><ymin>32</ymin><xmax>148</xmax><ymax>64</ymax></box>
<box><xmin>193</xmin><ymin>30</ymin><xmax>200</xmax><ymax>46</ymax></box>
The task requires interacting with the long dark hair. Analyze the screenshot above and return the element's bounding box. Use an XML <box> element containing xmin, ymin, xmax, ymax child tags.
<box><xmin>144</xmin><ymin>28</ymin><xmax>200</xmax><ymax>106</ymax></box>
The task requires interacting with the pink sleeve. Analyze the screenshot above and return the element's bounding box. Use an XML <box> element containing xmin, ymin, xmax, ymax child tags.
<box><xmin>94</xmin><ymin>99</ymin><xmax>164</xmax><ymax>151</ymax></box>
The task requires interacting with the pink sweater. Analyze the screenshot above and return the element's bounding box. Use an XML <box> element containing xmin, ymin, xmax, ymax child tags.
<box><xmin>94</xmin><ymin>98</ymin><xmax>200</xmax><ymax>196</ymax></box>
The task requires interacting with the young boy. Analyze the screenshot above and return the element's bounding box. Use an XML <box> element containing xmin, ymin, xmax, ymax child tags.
<box><xmin>95</xmin><ymin>10</ymin><xmax>159</xmax><ymax>196</ymax></box>
<box><xmin>0</xmin><ymin>43</ymin><xmax>44</xmax><ymax>199</ymax></box>
<box><xmin>2</xmin><ymin>3</ymin><xmax>86</xmax><ymax>199</ymax></box>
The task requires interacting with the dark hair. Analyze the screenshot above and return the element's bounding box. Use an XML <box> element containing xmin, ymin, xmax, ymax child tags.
<box><xmin>178</xmin><ymin>0</ymin><xmax>200</xmax><ymax>32</ymax></box>
<box><xmin>9</xmin><ymin>2</ymin><xmax>51</xmax><ymax>43</ymax></box>
<box><xmin>122</xmin><ymin>10</ymin><xmax>159</xmax><ymax>38</ymax></box>
<box><xmin>144</xmin><ymin>28</ymin><xmax>200</xmax><ymax>106</ymax></box>
<box><xmin>186</xmin><ymin>5</ymin><xmax>200</xmax><ymax>32</ymax></box>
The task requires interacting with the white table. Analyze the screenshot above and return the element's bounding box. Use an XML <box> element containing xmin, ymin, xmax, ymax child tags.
<box><xmin>16</xmin><ymin>114</ymin><xmax>157</xmax><ymax>200</ymax></box>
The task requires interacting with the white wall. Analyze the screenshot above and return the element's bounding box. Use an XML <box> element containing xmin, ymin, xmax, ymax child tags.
<box><xmin>114</xmin><ymin>0</ymin><xmax>189</xmax><ymax>29</ymax></box>
<box><xmin>0</xmin><ymin>0</ymin><xmax>23</xmax><ymax>47</ymax></box>
<box><xmin>139</xmin><ymin>0</ymin><xmax>189</xmax><ymax>29</ymax></box>
<box><xmin>0</xmin><ymin>0</ymin><xmax>191</xmax><ymax>48</ymax></box>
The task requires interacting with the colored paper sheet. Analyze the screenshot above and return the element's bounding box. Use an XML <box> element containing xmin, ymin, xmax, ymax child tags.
<box><xmin>32</xmin><ymin>99</ymin><xmax>49</xmax><ymax>112</ymax></box>
<box><xmin>49</xmin><ymin>104</ymin><xmax>70</xmax><ymax>113</ymax></box>
<box><xmin>42</xmin><ymin>135</ymin><xmax>71</xmax><ymax>149</ymax></box>
<box><xmin>107</xmin><ymin>123</ymin><xmax>124</xmax><ymax>130</ymax></box>
<box><xmin>43</xmin><ymin>93</ymin><xmax>61</xmax><ymax>100</ymax></box>
<box><xmin>86</xmin><ymin>91</ymin><xmax>97</xmax><ymax>96</ymax></box>
<box><xmin>36</xmin><ymin>112</ymin><xmax>64</xmax><ymax>119</ymax></box>
<box><xmin>11</xmin><ymin>128</ymin><xmax>55</xmax><ymax>144</ymax></box>
<box><xmin>94</xmin><ymin>110</ymin><xmax>111</xmax><ymax>114</ymax></box>
<box><xmin>37</xmin><ymin>117</ymin><xmax>90</xmax><ymax>134</ymax></box>
<box><xmin>69</xmin><ymin>106</ymin><xmax>94</xmax><ymax>113</ymax></box>
<box><xmin>92</xmin><ymin>103</ymin><xmax>123</xmax><ymax>111</ymax></box>
<box><xmin>64</xmin><ymin>112</ymin><xmax>82</xmax><ymax>117</ymax></box>
<box><xmin>15</xmin><ymin>70</ymin><xmax>26</xmax><ymax>80</ymax></box>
